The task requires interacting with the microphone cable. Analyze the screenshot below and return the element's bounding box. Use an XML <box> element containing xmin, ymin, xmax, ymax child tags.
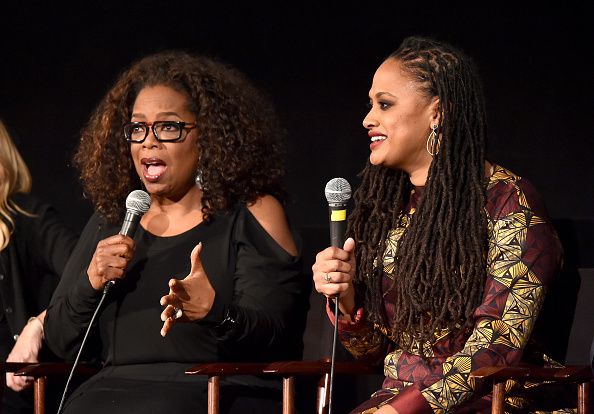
<box><xmin>55</xmin><ymin>282</ymin><xmax>112</xmax><ymax>414</ymax></box>
<box><xmin>328</xmin><ymin>296</ymin><xmax>340</xmax><ymax>414</ymax></box>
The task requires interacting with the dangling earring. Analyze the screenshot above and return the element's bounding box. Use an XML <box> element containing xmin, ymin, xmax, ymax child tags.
<box><xmin>426</xmin><ymin>124</ymin><xmax>440</xmax><ymax>156</ymax></box>
<box><xmin>195</xmin><ymin>169</ymin><xmax>204</xmax><ymax>190</ymax></box>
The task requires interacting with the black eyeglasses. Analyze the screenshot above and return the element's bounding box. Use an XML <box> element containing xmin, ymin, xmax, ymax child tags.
<box><xmin>123</xmin><ymin>121</ymin><xmax>197</xmax><ymax>143</ymax></box>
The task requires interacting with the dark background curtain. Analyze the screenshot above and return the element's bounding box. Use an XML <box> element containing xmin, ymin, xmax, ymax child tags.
<box><xmin>1</xmin><ymin>3</ymin><xmax>592</xmax><ymax>234</ymax></box>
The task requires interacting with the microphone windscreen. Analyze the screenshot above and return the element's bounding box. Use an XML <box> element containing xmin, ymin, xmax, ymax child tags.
<box><xmin>325</xmin><ymin>178</ymin><xmax>352</xmax><ymax>205</ymax></box>
<box><xmin>125</xmin><ymin>190</ymin><xmax>151</xmax><ymax>214</ymax></box>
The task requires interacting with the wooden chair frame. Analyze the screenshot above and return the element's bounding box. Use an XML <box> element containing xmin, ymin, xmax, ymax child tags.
<box><xmin>470</xmin><ymin>365</ymin><xmax>593</xmax><ymax>414</ymax></box>
<box><xmin>0</xmin><ymin>362</ymin><xmax>98</xmax><ymax>414</ymax></box>
<box><xmin>3</xmin><ymin>360</ymin><xmax>377</xmax><ymax>414</ymax></box>
<box><xmin>192</xmin><ymin>362</ymin><xmax>594</xmax><ymax>414</ymax></box>
<box><xmin>4</xmin><ymin>362</ymin><xmax>592</xmax><ymax>413</ymax></box>
<box><xmin>185</xmin><ymin>359</ymin><xmax>380</xmax><ymax>414</ymax></box>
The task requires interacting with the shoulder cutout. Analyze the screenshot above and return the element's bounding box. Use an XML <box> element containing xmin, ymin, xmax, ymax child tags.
<box><xmin>247</xmin><ymin>195</ymin><xmax>298</xmax><ymax>256</ymax></box>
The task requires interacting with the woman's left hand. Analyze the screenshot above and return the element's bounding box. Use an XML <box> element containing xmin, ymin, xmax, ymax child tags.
<box><xmin>159</xmin><ymin>242</ymin><xmax>215</xmax><ymax>336</ymax></box>
<box><xmin>5</xmin><ymin>314</ymin><xmax>45</xmax><ymax>391</ymax></box>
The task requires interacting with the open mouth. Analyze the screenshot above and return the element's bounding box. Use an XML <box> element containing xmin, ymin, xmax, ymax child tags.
<box><xmin>141</xmin><ymin>157</ymin><xmax>167</xmax><ymax>181</ymax></box>
<box><xmin>371</xmin><ymin>135</ymin><xmax>387</xmax><ymax>142</ymax></box>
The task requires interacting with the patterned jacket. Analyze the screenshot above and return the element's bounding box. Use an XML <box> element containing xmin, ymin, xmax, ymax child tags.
<box><xmin>329</xmin><ymin>165</ymin><xmax>563</xmax><ymax>413</ymax></box>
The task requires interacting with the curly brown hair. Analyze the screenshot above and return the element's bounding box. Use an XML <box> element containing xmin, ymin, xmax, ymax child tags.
<box><xmin>74</xmin><ymin>51</ymin><xmax>286</xmax><ymax>224</ymax></box>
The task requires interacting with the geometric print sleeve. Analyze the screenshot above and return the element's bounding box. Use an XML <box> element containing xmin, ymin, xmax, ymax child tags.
<box><xmin>326</xmin><ymin>303</ymin><xmax>391</xmax><ymax>365</ymax></box>
<box><xmin>409</xmin><ymin>172</ymin><xmax>563</xmax><ymax>413</ymax></box>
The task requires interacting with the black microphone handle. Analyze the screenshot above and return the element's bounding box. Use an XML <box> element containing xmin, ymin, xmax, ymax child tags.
<box><xmin>327</xmin><ymin>202</ymin><xmax>347</xmax><ymax>414</ymax></box>
<box><xmin>328</xmin><ymin>203</ymin><xmax>347</xmax><ymax>248</ymax></box>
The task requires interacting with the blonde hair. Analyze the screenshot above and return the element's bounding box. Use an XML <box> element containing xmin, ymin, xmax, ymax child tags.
<box><xmin>0</xmin><ymin>119</ymin><xmax>32</xmax><ymax>250</ymax></box>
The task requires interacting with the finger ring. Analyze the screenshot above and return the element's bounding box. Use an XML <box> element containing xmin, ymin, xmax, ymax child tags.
<box><xmin>324</xmin><ymin>272</ymin><xmax>331</xmax><ymax>283</ymax></box>
<box><xmin>173</xmin><ymin>307</ymin><xmax>183</xmax><ymax>320</ymax></box>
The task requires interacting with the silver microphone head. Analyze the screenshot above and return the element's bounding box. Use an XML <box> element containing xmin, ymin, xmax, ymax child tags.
<box><xmin>125</xmin><ymin>190</ymin><xmax>151</xmax><ymax>214</ymax></box>
<box><xmin>325</xmin><ymin>178</ymin><xmax>352</xmax><ymax>206</ymax></box>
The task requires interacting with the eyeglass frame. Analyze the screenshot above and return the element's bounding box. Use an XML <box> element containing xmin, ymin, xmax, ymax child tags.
<box><xmin>123</xmin><ymin>121</ymin><xmax>197</xmax><ymax>143</ymax></box>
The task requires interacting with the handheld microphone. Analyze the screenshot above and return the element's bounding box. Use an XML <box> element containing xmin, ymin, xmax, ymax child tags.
<box><xmin>106</xmin><ymin>190</ymin><xmax>151</xmax><ymax>290</ymax></box>
<box><xmin>120</xmin><ymin>189</ymin><xmax>152</xmax><ymax>237</ymax></box>
<box><xmin>323</xmin><ymin>177</ymin><xmax>351</xmax><ymax>414</ymax></box>
<box><xmin>324</xmin><ymin>178</ymin><xmax>352</xmax><ymax>247</ymax></box>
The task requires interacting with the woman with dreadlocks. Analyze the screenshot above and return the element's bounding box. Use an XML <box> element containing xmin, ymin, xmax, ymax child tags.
<box><xmin>312</xmin><ymin>36</ymin><xmax>563</xmax><ymax>413</ymax></box>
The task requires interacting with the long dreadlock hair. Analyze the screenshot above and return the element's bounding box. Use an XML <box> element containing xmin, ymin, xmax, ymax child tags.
<box><xmin>347</xmin><ymin>36</ymin><xmax>489</xmax><ymax>352</ymax></box>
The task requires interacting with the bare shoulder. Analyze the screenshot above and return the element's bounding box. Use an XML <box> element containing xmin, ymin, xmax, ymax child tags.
<box><xmin>247</xmin><ymin>195</ymin><xmax>298</xmax><ymax>256</ymax></box>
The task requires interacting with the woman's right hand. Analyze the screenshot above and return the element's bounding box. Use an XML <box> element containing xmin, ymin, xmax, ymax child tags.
<box><xmin>312</xmin><ymin>237</ymin><xmax>357</xmax><ymax>318</ymax></box>
<box><xmin>87</xmin><ymin>234</ymin><xmax>135</xmax><ymax>290</ymax></box>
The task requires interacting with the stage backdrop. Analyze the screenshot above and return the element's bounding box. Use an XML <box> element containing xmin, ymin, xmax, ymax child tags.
<box><xmin>1</xmin><ymin>4</ymin><xmax>592</xmax><ymax>251</ymax></box>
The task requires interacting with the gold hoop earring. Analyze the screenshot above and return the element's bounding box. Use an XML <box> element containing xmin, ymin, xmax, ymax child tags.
<box><xmin>426</xmin><ymin>124</ymin><xmax>440</xmax><ymax>156</ymax></box>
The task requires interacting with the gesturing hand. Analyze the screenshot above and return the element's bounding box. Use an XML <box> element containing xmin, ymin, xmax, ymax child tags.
<box><xmin>159</xmin><ymin>242</ymin><xmax>216</xmax><ymax>337</ymax></box>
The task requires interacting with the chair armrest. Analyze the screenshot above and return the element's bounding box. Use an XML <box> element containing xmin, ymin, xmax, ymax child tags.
<box><xmin>470</xmin><ymin>365</ymin><xmax>594</xmax><ymax>383</ymax></box>
<box><xmin>185</xmin><ymin>359</ymin><xmax>381</xmax><ymax>376</ymax></box>
<box><xmin>0</xmin><ymin>362</ymin><xmax>37</xmax><ymax>373</ymax></box>
<box><xmin>266</xmin><ymin>360</ymin><xmax>380</xmax><ymax>375</ymax></box>
<box><xmin>12</xmin><ymin>363</ymin><xmax>99</xmax><ymax>379</ymax></box>
<box><xmin>186</xmin><ymin>362</ymin><xmax>272</xmax><ymax>376</ymax></box>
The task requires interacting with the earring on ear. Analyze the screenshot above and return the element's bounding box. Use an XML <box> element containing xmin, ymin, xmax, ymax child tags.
<box><xmin>426</xmin><ymin>124</ymin><xmax>440</xmax><ymax>156</ymax></box>
<box><xmin>195</xmin><ymin>169</ymin><xmax>204</xmax><ymax>190</ymax></box>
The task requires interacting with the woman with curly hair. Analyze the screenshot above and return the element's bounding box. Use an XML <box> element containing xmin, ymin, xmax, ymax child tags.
<box><xmin>312</xmin><ymin>36</ymin><xmax>563</xmax><ymax>413</ymax></box>
<box><xmin>44</xmin><ymin>51</ymin><xmax>307</xmax><ymax>413</ymax></box>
